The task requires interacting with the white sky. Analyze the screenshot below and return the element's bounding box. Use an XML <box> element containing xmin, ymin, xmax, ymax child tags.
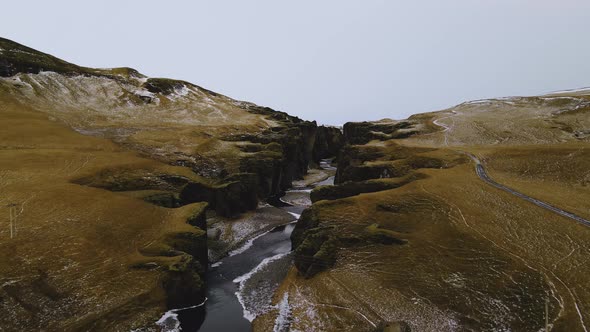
<box><xmin>2</xmin><ymin>0</ymin><xmax>589</xmax><ymax>125</ymax></box>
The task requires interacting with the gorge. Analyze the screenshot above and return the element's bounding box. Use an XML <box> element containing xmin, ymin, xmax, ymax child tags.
<box><xmin>1</xmin><ymin>37</ymin><xmax>590</xmax><ymax>332</ymax></box>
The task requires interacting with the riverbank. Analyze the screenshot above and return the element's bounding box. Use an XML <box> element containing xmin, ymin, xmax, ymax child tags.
<box><xmin>156</xmin><ymin>160</ymin><xmax>335</xmax><ymax>331</ymax></box>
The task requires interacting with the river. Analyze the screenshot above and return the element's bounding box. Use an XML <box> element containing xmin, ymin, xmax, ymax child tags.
<box><xmin>157</xmin><ymin>160</ymin><xmax>335</xmax><ymax>331</ymax></box>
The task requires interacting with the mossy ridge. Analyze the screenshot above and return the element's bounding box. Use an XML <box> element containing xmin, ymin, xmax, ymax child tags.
<box><xmin>290</xmin><ymin>120</ymin><xmax>467</xmax><ymax>279</ymax></box>
<box><xmin>311</xmin><ymin>173</ymin><xmax>428</xmax><ymax>202</ymax></box>
<box><xmin>0</xmin><ymin>37</ymin><xmax>144</xmax><ymax>80</ymax></box>
<box><xmin>335</xmin><ymin>139</ymin><xmax>465</xmax><ymax>184</ymax></box>
<box><xmin>143</xmin><ymin>78</ymin><xmax>187</xmax><ymax>95</ymax></box>
<box><xmin>312</xmin><ymin>125</ymin><xmax>345</xmax><ymax>163</ymax></box>
<box><xmin>342</xmin><ymin>120</ymin><xmax>419</xmax><ymax>145</ymax></box>
<box><xmin>71</xmin><ymin>168</ymin><xmax>194</xmax><ymax>192</ymax></box>
<box><xmin>218</xmin><ymin>117</ymin><xmax>321</xmax><ymax>203</ymax></box>
<box><xmin>292</xmin><ymin>204</ymin><xmax>410</xmax><ymax>278</ymax></box>
<box><xmin>134</xmin><ymin>202</ymin><xmax>209</xmax><ymax>309</ymax></box>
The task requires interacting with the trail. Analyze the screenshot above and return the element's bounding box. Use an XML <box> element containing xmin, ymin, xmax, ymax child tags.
<box><xmin>431</xmin><ymin>115</ymin><xmax>590</xmax><ymax>227</ymax></box>
<box><xmin>432</xmin><ymin>111</ymin><xmax>457</xmax><ymax>146</ymax></box>
<box><xmin>465</xmin><ymin>153</ymin><xmax>590</xmax><ymax>228</ymax></box>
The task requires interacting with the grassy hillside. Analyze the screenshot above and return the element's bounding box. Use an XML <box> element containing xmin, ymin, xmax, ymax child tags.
<box><xmin>256</xmin><ymin>89</ymin><xmax>590</xmax><ymax>331</ymax></box>
<box><xmin>0</xmin><ymin>37</ymin><xmax>342</xmax><ymax>330</ymax></box>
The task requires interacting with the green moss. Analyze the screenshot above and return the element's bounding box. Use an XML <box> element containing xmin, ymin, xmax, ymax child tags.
<box><xmin>293</xmin><ymin>225</ymin><xmax>339</xmax><ymax>278</ymax></box>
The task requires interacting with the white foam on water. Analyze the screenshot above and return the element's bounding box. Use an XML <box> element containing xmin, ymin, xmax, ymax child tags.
<box><xmin>211</xmin><ymin>261</ymin><xmax>223</xmax><ymax>268</ymax></box>
<box><xmin>156</xmin><ymin>311</ymin><xmax>180</xmax><ymax>332</ymax></box>
<box><xmin>287</xmin><ymin>188</ymin><xmax>313</xmax><ymax>193</ymax></box>
<box><xmin>233</xmin><ymin>252</ymin><xmax>290</xmax><ymax>321</ymax></box>
<box><xmin>228</xmin><ymin>229</ymin><xmax>273</xmax><ymax>257</ymax></box>
<box><xmin>287</xmin><ymin>212</ymin><xmax>301</xmax><ymax>220</ymax></box>
<box><xmin>156</xmin><ymin>298</ymin><xmax>208</xmax><ymax>332</ymax></box>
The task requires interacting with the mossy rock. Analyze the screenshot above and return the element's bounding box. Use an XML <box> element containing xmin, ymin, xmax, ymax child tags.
<box><xmin>162</xmin><ymin>257</ymin><xmax>206</xmax><ymax>308</ymax></box>
<box><xmin>185</xmin><ymin>204</ymin><xmax>208</xmax><ymax>230</ymax></box>
<box><xmin>311</xmin><ymin>175</ymin><xmax>425</xmax><ymax>202</ymax></box>
<box><xmin>312</xmin><ymin>125</ymin><xmax>344</xmax><ymax>163</ymax></box>
<box><xmin>180</xmin><ymin>174</ymin><xmax>259</xmax><ymax>217</ymax></box>
<box><xmin>143</xmin><ymin>192</ymin><xmax>182</xmax><ymax>208</ymax></box>
<box><xmin>239</xmin><ymin>152</ymin><xmax>284</xmax><ymax>197</ymax></box>
<box><xmin>143</xmin><ymin>78</ymin><xmax>187</xmax><ymax>95</ymax></box>
<box><xmin>291</xmin><ymin>209</ymin><xmax>339</xmax><ymax>277</ymax></box>
<box><xmin>293</xmin><ymin>227</ymin><xmax>338</xmax><ymax>278</ymax></box>
<box><xmin>343</xmin><ymin>121</ymin><xmax>415</xmax><ymax>145</ymax></box>
<box><xmin>165</xmin><ymin>230</ymin><xmax>207</xmax><ymax>265</ymax></box>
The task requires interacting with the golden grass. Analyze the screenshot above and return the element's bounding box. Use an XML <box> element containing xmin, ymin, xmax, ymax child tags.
<box><xmin>266</xmin><ymin>131</ymin><xmax>590</xmax><ymax>331</ymax></box>
<box><xmin>0</xmin><ymin>96</ymin><xmax>207</xmax><ymax>330</ymax></box>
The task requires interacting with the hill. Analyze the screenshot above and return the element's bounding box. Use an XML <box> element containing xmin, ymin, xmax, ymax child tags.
<box><xmin>257</xmin><ymin>84</ymin><xmax>590</xmax><ymax>331</ymax></box>
<box><xmin>0</xmin><ymin>37</ymin><xmax>342</xmax><ymax>330</ymax></box>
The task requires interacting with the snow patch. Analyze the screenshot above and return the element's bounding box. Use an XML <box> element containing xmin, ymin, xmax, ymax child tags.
<box><xmin>175</xmin><ymin>85</ymin><xmax>190</xmax><ymax>97</ymax></box>
<box><xmin>273</xmin><ymin>293</ymin><xmax>292</xmax><ymax>332</ymax></box>
<box><xmin>548</xmin><ymin>87</ymin><xmax>590</xmax><ymax>94</ymax></box>
<box><xmin>167</xmin><ymin>84</ymin><xmax>192</xmax><ymax>101</ymax></box>
<box><xmin>134</xmin><ymin>89</ymin><xmax>156</xmax><ymax>98</ymax></box>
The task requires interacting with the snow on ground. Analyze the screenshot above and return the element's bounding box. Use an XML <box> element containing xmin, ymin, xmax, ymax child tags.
<box><xmin>548</xmin><ymin>87</ymin><xmax>590</xmax><ymax>94</ymax></box>
<box><xmin>156</xmin><ymin>298</ymin><xmax>208</xmax><ymax>332</ymax></box>
<box><xmin>133</xmin><ymin>89</ymin><xmax>156</xmax><ymax>98</ymax></box>
<box><xmin>273</xmin><ymin>293</ymin><xmax>292</xmax><ymax>332</ymax></box>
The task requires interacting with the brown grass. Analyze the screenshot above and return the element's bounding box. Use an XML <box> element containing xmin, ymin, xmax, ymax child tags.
<box><xmin>0</xmin><ymin>96</ymin><xmax>206</xmax><ymax>330</ymax></box>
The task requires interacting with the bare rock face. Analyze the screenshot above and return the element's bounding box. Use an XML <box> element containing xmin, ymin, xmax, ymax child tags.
<box><xmin>312</xmin><ymin>125</ymin><xmax>344</xmax><ymax>163</ymax></box>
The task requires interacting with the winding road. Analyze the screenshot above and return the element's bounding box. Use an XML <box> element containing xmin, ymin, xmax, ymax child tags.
<box><xmin>466</xmin><ymin>153</ymin><xmax>590</xmax><ymax>228</ymax></box>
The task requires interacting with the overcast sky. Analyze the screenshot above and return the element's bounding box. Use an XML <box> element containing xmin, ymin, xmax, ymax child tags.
<box><xmin>2</xmin><ymin>1</ymin><xmax>589</xmax><ymax>125</ymax></box>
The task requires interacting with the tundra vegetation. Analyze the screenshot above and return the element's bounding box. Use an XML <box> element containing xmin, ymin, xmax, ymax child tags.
<box><xmin>1</xmin><ymin>36</ymin><xmax>589</xmax><ymax>331</ymax></box>
<box><xmin>0</xmin><ymin>37</ymin><xmax>342</xmax><ymax>330</ymax></box>
<box><xmin>255</xmin><ymin>92</ymin><xmax>590</xmax><ymax>331</ymax></box>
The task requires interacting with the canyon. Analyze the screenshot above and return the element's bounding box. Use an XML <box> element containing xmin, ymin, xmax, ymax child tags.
<box><xmin>1</xmin><ymin>37</ymin><xmax>589</xmax><ymax>331</ymax></box>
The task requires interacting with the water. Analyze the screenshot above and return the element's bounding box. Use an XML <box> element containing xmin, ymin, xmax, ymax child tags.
<box><xmin>170</xmin><ymin>160</ymin><xmax>334</xmax><ymax>331</ymax></box>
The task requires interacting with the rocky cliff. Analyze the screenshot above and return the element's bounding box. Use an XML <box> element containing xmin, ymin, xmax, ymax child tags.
<box><xmin>0</xmin><ymin>37</ymin><xmax>341</xmax><ymax>330</ymax></box>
